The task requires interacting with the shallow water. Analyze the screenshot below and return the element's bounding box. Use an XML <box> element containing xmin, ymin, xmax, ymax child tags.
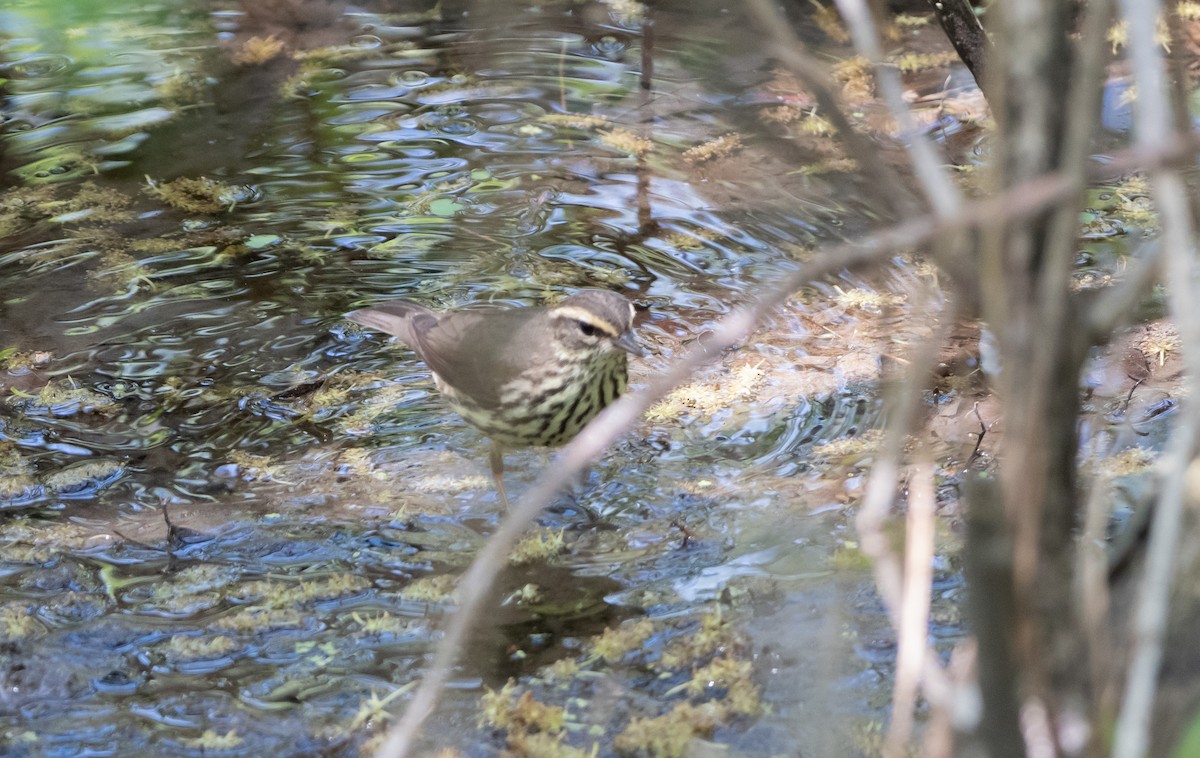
<box><xmin>0</xmin><ymin>1</ymin><xmax>1149</xmax><ymax>756</ymax></box>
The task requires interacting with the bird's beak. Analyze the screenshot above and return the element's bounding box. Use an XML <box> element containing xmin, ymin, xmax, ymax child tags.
<box><xmin>615</xmin><ymin>331</ymin><xmax>645</xmax><ymax>357</ymax></box>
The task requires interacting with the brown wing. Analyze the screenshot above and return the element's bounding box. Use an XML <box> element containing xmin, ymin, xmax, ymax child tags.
<box><xmin>414</xmin><ymin>307</ymin><xmax>551</xmax><ymax>409</ymax></box>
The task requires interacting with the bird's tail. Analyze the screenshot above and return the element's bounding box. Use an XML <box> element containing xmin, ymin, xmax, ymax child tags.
<box><xmin>346</xmin><ymin>300</ymin><xmax>436</xmax><ymax>348</ymax></box>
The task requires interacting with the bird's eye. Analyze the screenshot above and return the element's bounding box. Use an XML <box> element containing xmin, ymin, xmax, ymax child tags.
<box><xmin>578</xmin><ymin>321</ymin><xmax>598</xmax><ymax>336</ymax></box>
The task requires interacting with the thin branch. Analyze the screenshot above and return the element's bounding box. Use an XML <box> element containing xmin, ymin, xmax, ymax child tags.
<box><xmin>856</xmin><ymin>296</ymin><xmax>956</xmax><ymax>738</ymax></box>
<box><xmin>834</xmin><ymin>0</ymin><xmax>965</xmax><ymax>217</ymax></box>
<box><xmin>967</xmin><ymin>401</ymin><xmax>991</xmax><ymax>467</ymax></box>
<box><xmin>1037</xmin><ymin>0</ymin><xmax>1117</xmax><ymax>318</ymax></box>
<box><xmin>886</xmin><ymin>458</ymin><xmax>938</xmax><ymax>755</ymax></box>
<box><xmin>744</xmin><ymin>0</ymin><xmax>923</xmax><ymax>218</ymax></box>
<box><xmin>924</xmin><ymin>0</ymin><xmax>989</xmax><ymax>88</ymax></box>
<box><xmin>1076</xmin><ymin>429</ymin><xmax>1125</xmax><ymax>727</ymax></box>
<box><xmin>1112</xmin><ymin>0</ymin><xmax>1200</xmax><ymax>753</ymax></box>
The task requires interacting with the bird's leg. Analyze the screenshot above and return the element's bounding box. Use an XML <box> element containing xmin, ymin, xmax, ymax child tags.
<box><xmin>489</xmin><ymin>442</ymin><xmax>510</xmax><ymax>509</ymax></box>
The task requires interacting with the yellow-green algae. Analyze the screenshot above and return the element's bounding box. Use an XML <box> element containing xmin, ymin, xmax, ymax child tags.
<box><xmin>645</xmin><ymin>362</ymin><xmax>765</xmax><ymax>422</ymax></box>
<box><xmin>0</xmin><ymin>604</ymin><xmax>43</xmax><ymax>640</ymax></box>
<box><xmin>0</xmin><ymin>349</ymin><xmax>53</xmax><ymax>373</ymax></box>
<box><xmin>180</xmin><ymin>730</ymin><xmax>244</xmax><ymax>750</ymax></box>
<box><xmin>161</xmin><ymin>633</ymin><xmax>240</xmax><ymax>661</ymax></box>
<box><xmin>145</xmin><ymin>176</ymin><xmax>241</xmax><ymax>214</ymax></box>
<box><xmin>588</xmin><ymin>618</ymin><xmax>655</xmax><ymax>664</ymax></box>
<box><xmin>599</xmin><ymin>128</ymin><xmax>654</xmax><ymax>157</ymax></box>
<box><xmin>42</xmin><ymin>459</ymin><xmax>125</xmax><ymax>494</ymax></box>
<box><xmin>8</xmin><ymin>378</ymin><xmax>119</xmax><ymax>416</ymax></box>
<box><xmin>480</xmin><ymin>681</ymin><xmax>565</xmax><ymax>735</ymax></box>
<box><xmin>397</xmin><ymin>574</ymin><xmax>459</xmax><ymax>603</ymax></box>
<box><xmin>211</xmin><ymin>607</ymin><xmax>308</xmax><ymax>634</ymax></box>
<box><xmin>508</xmin><ymin>528</ymin><xmax>566</xmax><ymax>566</ymax></box>
<box><xmin>349</xmin><ymin>611</ymin><xmax>419</xmax><ymax>636</ymax></box>
<box><xmin>682</xmin><ymin>134</ymin><xmax>743</xmax><ymax>164</ymax></box>
<box><xmin>810</xmin><ymin>429</ymin><xmax>886</xmax><ymax>466</ymax></box>
<box><xmin>232</xmin><ymin>574</ymin><xmax>372</xmax><ymax>608</ymax></box>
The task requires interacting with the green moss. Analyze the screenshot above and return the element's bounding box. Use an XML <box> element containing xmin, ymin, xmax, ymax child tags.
<box><xmin>335</xmin><ymin>381</ymin><xmax>417</xmax><ymax>435</ymax></box>
<box><xmin>614</xmin><ymin>701</ymin><xmax>728</xmax><ymax>757</ymax></box>
<box><xmin>0</xmin><ymin>518</ymin><xmax>92</xmax><ymax>548</ymax></box>
<box><xmin>889</xmin><ymin>51</ymin><xmax>959</xmax><ymax>73</ymax></box>
<box><xmin>211</xmin><ymin>607</ymin><xmax>307</xmax><ymax>634</ymax></box>
<box><xmin>540</xmin><ymin>113</ymin><xmax>612</xmax><ymax>130</ymax></box>
<box><xmin>811</xmin><ymin>429</ymin><xmax>886</xmax><ymax>466</ymax></box>
<box><xmin>231</xmin><ymin>35</ymin><xmax>286</xmax><ymax>65</ymax></box>
<box><xmin>226</xmin><ymin>450</ymin><xmax>286</xmax><ymax>482</ymax></box>
<box><xmin>163</xmin><ymin>633</ymin><xmax>240</xmax><ymax>661</ymax></box>
<box><xmin>850</xmin><ymin>719</ymin><xmax>886</xmax><ymax>756</ymax></box>
<box><xmin>148</xmin><ymin>591</ymin><xmax>223</xmax><ymax>616</ymax></box>
<box><xmin>479</xmin><ymin>680</ymin><xmax>565</xmax><ymax>734</ymax></box>
<box><xmin>502</xmin><ymin>583</ymin><xmax>544</xmax><ymax>606</ymax></box>
<box><xmin>348</xmin><ymin>685</ymin><xmax>413</xmax><ymax>730</ymax></box>
<box><xmin>833</xmin><ymin>286</ymin><xmax>904</xmax><ymax>311</ymax></box>
<box><xmin>589</xmin><ymin>618</ymin><xmax>655</xmax><ymax>664</ymax></box>
<box><xmin>181</xmin><ymin>730</ymin><xmax>243</xmax><ymax>750</ymax></box>
<box><xmin>679</xmin><ymin>656</ymin><xmax>761</xmax><ymax>716</ymax></box>
<box><xmin>893</xmin><ymin>13</ymin><xmax>931</xmax><ymax>27</ymax></box>
<box><xmin>350</xmin><ymin>611</ymin><xmax>417</xmax><ymax>635</ymax></box>
<box><xmin>0</xmin><ymin>542</ymin><xmax>55</xmax><ymax>563</ymax></box>
<box><xmin>145</xmin><ymin>176</ymin><xmax>240</xmax><ymax>214</ymax></box>
<box><xmin>0</xmin><ymin>475</ymin><xmax>40</xmax><ymax>503</ymax></box>
<box><xmin>538</xmin><ymin>657</ymin><xmax>580</xmax><ymax>685</ymax></box>
<box><xmin>9</xmin><ymin>379</ymin><xmax>118</xmax><ymax>417</ymax></box>
<box><xmin>398</xmin><ymin>574</ymin><xmax>459</xmax><ymax>603</ymax></box>
<box><xmin>507</xmin><ymin>732</ymin><xmax>598</xmax><ymax>758</ymax></box>
<box><xmin>830</xmin><ymin>540</ymin><xmax>873</xmax><ymax>571</ymax></box>
<box><xmin>0</xmin><ymin>604</ymin><xmax>43</xmax><ymax>640</ymax></box>
<box><xmin>509</xmin><ymin>528</ymin><xmax>566</xmax><ymax>565</ymax></box>
<box><xmin>233</xmin><ymin>574</ymin><xmax>371</xmax><ymax>608</ymax></box>
<box><xmin>87</xmin><ymin>249</ymin><xmax>155</xmax><ymax>291</ymax></box>
<box><xmin>0</xmin><ymin>186</ymin><xmax>57</xmax><ymax>237</ymax></box>
<box><xmin>411</xmin><ymin>473</ymin><xmax>490</xmax><ymax>495</ymax></box>
<box><xmin>154</xmin><ymin>565</ymin><xmax>240</xmax><ymax>599</ymax></box>
<box><xmin>682</xmin><ymin>133</ymin><xmax>743</xmax><ymax>163</ymax></box>
<box><xmin>42</xmin><ymin>459</ymin><xmax>125</xmax><ymax>493</ymax></box>
<box><xmin>0</xmin><ymin>350</ymin><xmax>53</xmax><ymax>373</ymax></box>
<box><xmin>599</xmin><ymin>128</ymin><xmax>653</xmax><ymax>157</ymax></box>
<box><xmin>646</xmin><ymin>363</ymin><xmax>765</xmax><ymax>422</ymax></box>
<box><xmin>660</xmin><ymin>609</ymin><xmax>737</xmax><ymax>670</ymax></box>
<box><xmin>1100</xmin><ymin>447</ymin><xmax>1157</xmax><ymax>477</ymax></box>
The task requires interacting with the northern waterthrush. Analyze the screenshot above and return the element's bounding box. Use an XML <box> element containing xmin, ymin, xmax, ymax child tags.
<box><xmin>348</xmin><ymin>290</ymin><xmax>643</xmax><ymax>507</ymax></box>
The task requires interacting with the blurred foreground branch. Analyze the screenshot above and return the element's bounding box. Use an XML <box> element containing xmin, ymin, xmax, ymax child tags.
<box><xmin>1112</xmin><ymin>0</ymin><xmax>1200</xmax><ymax>754</ymax></box>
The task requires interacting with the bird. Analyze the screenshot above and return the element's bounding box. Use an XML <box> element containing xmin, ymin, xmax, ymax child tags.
<box><xmin>347</xmin><ymin>289</ymin><xmax>643</xmax><ymax>508</ymax></box>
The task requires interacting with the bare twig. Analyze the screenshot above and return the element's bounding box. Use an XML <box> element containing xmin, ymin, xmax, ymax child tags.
<box><xmin>1122</xmin><ymin>377</ymin><xmax>1145</xmax><ymax>414</ymax></box>
<box><xmin>670</xmin><ymin>519</ymin><xmax>697</xmax><ymax>548</ymax></box>
<box><xmin>1112</xmin><ymin>0</ymin><xmax>1200</xmax><ymax>753</ymax></box>
<box><xmin>887</xmin><ymin>458</ymin><xmax>938</xmax><ymax>755</ymax></box>
<box><xmin>968</xmin><ymin>401</ymin><xmax>990</xmax><ymax>466</ymax></box>
<box><xmin>1075</xmin><ymin>426</ymin><xmax>1133</xmax><ymax>730</ymax></box>
<box><xmin>744</xmin><ymin>0</ymin><xmax>922</xmax><ymax>218</ymax></box>
<box><xmin>855</xmin><ymin>296</ymin><xmax>955</xmax><ymax>748</ymax></box>
<box><xmin>834</xmin><ymin>0</ymin><xmax>964</xmax><ymax>216</ymax></box>
<box><xmin>924</xmin><ymin>0</ymin><xmax>989</xmax><ymax>87</ymax></box>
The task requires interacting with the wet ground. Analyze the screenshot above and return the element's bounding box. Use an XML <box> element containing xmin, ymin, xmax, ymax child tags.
<box><xmin>0</xmin><ymin>0</ymin><xmax>1167</xmax><ymax>756</ymax></box>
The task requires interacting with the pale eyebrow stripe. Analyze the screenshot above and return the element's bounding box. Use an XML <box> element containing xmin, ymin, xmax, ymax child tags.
<box><xmin>551</xmin><ymin>306</ymin><xmax>619</xmax><ymax>336</ymax></box>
